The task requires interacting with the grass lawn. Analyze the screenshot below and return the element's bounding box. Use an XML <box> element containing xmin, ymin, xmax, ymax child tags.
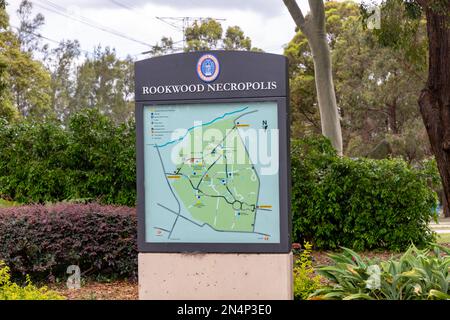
<box><xmin>0</xmin><ymin>199</ymin><xmax>18</xmax><ymax>208</ymax></box>
<box><xmin>437</xmin><ymin>233</ymin><xmax>450</xmax><ymax>244</ymax></box>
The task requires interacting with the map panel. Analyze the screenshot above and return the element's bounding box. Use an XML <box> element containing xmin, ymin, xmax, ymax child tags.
<box><xmin>144</xmin><ymin>102</ymin><xmax>280</xmax><ymax>243</ymax></box>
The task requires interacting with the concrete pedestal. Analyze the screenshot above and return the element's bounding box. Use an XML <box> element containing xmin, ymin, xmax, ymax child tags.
<box><xmin>139</xmin><ymin>253</ymin><xmax>293</xmax><ymax>300</ymax></box>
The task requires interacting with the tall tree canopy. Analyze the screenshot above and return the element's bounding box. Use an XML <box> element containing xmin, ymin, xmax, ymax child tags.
<box><xmin>284</xmin><ymin>1</ymin><xmax>359</xmax><ymax>139</ymax></box>
<box><xmin>0</xmin><ymin>5</ymin><xmax>17</xmax><ymax>121</ymax></box>
<box><xmin>71</xmin><ymin>47</ymin><xmax>134</xmax><ymax>124</ymax></box>
<box><xmin>285</xmin><ymin>0</ymin><xmax>431</xmax><ymax>163</ymax></box>
<box><xmin>283</xmin><ymin>0</ymin><xmax>344</xmax><ymax>155</ymax></box>
<box><xmin>0</xmin><ymin>2</ymin><xmax>51</xmax><ymax>119</ymax></box>
<box><xmin>184</xmin><ymin>19</ymin><xmax>260</xmax><ymax>52</ymax></box>
<box><xmin>47</xmin><ymin>40</ymin><xmax>81</xmax><ymax>121</ymax></box>
<box><xmin>363</xmin><ymin>0</ymin><xmax>450</xmax><ymax>215</ymax></box>
<box><xmin>415</xmin><ymin>0</ymin><xmax>450</xmax><ymax>216</ymax></box>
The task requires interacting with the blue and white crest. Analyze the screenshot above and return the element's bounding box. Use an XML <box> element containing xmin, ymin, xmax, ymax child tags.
<box><xmin>197</xmin><ymin>54</ymin><xmax>220</xmax><ymax>82</ymax></box>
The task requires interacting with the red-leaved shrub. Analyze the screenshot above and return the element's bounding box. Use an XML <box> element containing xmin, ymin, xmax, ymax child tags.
<box><xmin>0</xmin><ymin>203</ymin><xmax>137</xmax><ymax>280</ymax></box>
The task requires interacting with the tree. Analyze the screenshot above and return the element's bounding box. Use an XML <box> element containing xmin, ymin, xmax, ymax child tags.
<box><xmin>16</xmin><ymin>0</ymin><xmax>46</xmax><ymax>54</ymax></box>
<box><xmin>71</xmin><ymin>46</ymin><xmax>134</xmax><ymax>124</ymax></box>
<box><xmin>415</xmin><ymin>0</ymin><xmax>450</xmax><ymax>217</ymax></box>
<box><xmin>184</xmin><ymin>19</ymin><xmax>260</xmax><ymax>52</ymax></box>
<box><xmin>332</xmin><ymin>4</ymin><xmax>429</xmax><ymax>162</ymax></box>
<box><xmin>185</xmin><ymin>19</ymin><xmax>223</xmax><ymax>52</ymax></box>
<box><xmin>283</xmin><ymin>0</ymin><xmax>343</xmax><ymax>155</ymax></box>
<box><xmin>0</xmin><ymin>2</ymin><xmax>51</xmax><ymax>118</ymax></box>
<box><xmin>0</xmin><ymin>5</ymin><xmax>17</xmax><ymax>121</ymax></box>
<box><xmin>47</xmin><ymin>40</ymin><xmax>81</xmax><ymax>121</ymax></box>
<box><xmin>364</xmin><ymin>0</ymin><xmax>450</xmax><ymax>216</ymax></box>
<box><xmin>8</xmin><ymin>48</ymin><xmax>51</xmax><ymax>118</ymax></box>
<box><xmin>285</xmin><ymin>1</ymin><xmax>431</xmax><ymax>163</ymax></box>
<box><xmin>223</xmin><ymin>26</ymin><xmax>252</xmax><ymax>51</ymax></box>
<box><xmin>148</xmin><ymin>36</ymin><xmax>175</xmax><ymax>57</ymax></box>
<box><xmin>284</xmin><ymin>1</ymin><xmax>360</xmax><ymax>139</ymax></box>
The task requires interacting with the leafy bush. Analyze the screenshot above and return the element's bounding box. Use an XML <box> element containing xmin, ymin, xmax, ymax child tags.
<box><xmin>0</xmin><ymin>113</ymin><xmax>438</xmax><ymax>252</ymax></box>
<box><xmin>0</xmin><ymin>109</ymin><xmax>136</xmax><ymax>206</ymax></box>
<box><xmin>291</xmin><ymin>136</ymin><xmax>437</xmax><ymax>251</ymax></box>
<box><xmin>311</xmin><ymin>244</ymin><xmax>450</xmax><ymax>300</ymax></box>
<box><xmin>0</xmin><ymin>261</ymin><xmax>64</xmax><ymax>300</ymax></box>
<box><xmin>0</xmin><ymin>203</ymin><xmax>137</xmax><ymax>280</ymax></box>
<box><xmin>293</xmin><ymin>242</ymin><xmax>322</xmax><ymax>300</ymax></box>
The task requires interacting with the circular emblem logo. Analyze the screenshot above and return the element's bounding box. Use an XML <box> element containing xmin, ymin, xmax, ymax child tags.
<box><xmin>197</xmin><ymin>54</ymin><xmax>220</xmax><ymax>82</ymax></box>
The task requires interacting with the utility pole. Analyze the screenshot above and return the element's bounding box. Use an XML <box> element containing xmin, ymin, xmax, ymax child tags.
<box><xmin>156</xmin><ymin>16</ymin><xmax>226</xmax><ymax>51</ymax></box>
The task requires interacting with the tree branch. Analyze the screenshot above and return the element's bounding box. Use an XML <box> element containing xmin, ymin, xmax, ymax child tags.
<box><xmin>308</xmin><ymin>0</ymin><xmax>325</xmax><ymax>30</ymax></box>
<box><xmin>282</xmin><ymin>0</ymin><xmax>307</xmax><ymax>32</ymax></box>
<box><xmin>415</xmin><ymin>0</ymin><xmax>430</xmax><ymax>8</ymax></box>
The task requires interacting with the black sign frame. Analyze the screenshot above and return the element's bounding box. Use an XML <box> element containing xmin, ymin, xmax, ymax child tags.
<box><xmin>135</xmin><ymin>51</ymin><xmax>291</xmax><ymax>253</ymax></box>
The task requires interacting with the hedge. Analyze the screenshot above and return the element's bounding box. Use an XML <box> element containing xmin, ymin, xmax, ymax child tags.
<box><xmin>291</xmin><ymin>137</ymin><xmax>437</xmax><ymax>251</ymax></box>
<box><xmin>0</xmin><ymin>109</ymin><xmax>136</xmax><ymax>206</ymax></box>
<box><xmin>0</xmin><ymin>109</ymin><xmax>438</xmax><ymax>252</ymax></box>
<box><xmin>0</xmin><ymin>203</ymin><xmax>137</xmax><ymax>280</ymax></box>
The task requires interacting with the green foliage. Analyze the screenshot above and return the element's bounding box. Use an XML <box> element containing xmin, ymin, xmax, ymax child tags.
<box><xmin>148</xmin><ymin>36</ymin><xmax>175</xmax><ymax>57</ymax></box>
<box><xmin>223</xmin><ymin>26</ymin><xmax>252</xmax><ymax>51</ymax></box>
<box><xmin>71</xmin><ymin>46</ymin><xmax>134</xmax><ymax>124</ymax></box>
<box><xmin>291</xmin><ymin>136</ymin><xmax>437</xmax><ymax>251</ymax></box>
<box><xmin>284</xmin><ymin>1</ymin><xmax>361</xmax><ymax>138</ymax></box>
<box><xmin>184</xmin><ymin>19</ymin><xmax>259</xmax><ymax>52</ymax></box>
<box><xmin>362</xmin><ymin>0</ymin><xmax>427</xmax><ymax>69</ymax></box>
<box><xmin>334</xmin><ymin>3</ymin><xmax>428</xmax><ymax>162</ymax></box>
<box><xmin>185</xmin><ymin>19</ymin><xmax>223</xmax><ymax>52</ymax></box>
<box><xmin>311</xmin><ymin>244</ymin><xmax>450</xmax><ymax>300</ymax></box>
<box><xmin>48</xmin><ymin>39</ymin><xmax>81</xmax><ymax>121</ymax></box>
<box><xmin>17</xmin><ymin>0</ymin><xmax>46</xmax><ymax>53</ymax></box>
<box><xmin>293</xmin><ymin>242</ymin><xmax>323</xmax><ymax>300</ymax></box>
<box><xmin>0</xmin><ymin>3</ymin><xmax>51</xmax><ymax>119</ymax></box>
<box><xmin>0</xmin><ymin>261</ymin><xmax>64</xmax><ymax>300</ymax></box>
<box><xmin>418</xmin><ymin>158</ymin><xmax>442</xmax><ymax>192</ymax></box>
<box><xmin>285</xmin><ymin>1</ymin><xmax>431</xmax><ymax>163</ymax></box>
<box><xmin>0</xmin><ymin>108</ymin><xmax>136</xmax><ymax>206</ymax></box>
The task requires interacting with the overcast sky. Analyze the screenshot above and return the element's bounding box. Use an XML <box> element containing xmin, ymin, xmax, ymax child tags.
<box><xmin>5</xmin><ymin>0</ymin><xmax>358</xmax><ymax>60</ymax></box>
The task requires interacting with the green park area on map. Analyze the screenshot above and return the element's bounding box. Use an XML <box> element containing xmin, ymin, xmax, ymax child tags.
<box><xmin>144</xmin><ymin>102</ymin><xmax>280</xmax><ymax>243</ymax></box>
<box><xmin>170</xmin><ymin>116</ymin><xmax>260</xmax><ymax>233</ymax></box>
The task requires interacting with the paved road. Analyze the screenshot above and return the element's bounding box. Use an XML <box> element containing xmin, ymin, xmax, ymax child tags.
<box><xmin>430</xmin><ymin>217</ymin><xmax>450</xmax><ymax>234</ymax></box>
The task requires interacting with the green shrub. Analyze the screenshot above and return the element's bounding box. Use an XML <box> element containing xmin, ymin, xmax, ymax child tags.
<box><xmin>311</xmin><ymin>244</ymin><xmax>450</xmax><ymax>300</ymax></box>
<box><xmin>0</xmin><ymin>113</ymin><xmax>438</xmax><ymax>252</ymax></box>
<box><xmin>0</xmin><ymin>109</ymin><xmax>136</xmax><ymax>206</ymax></box>
<box><xmin>293</xmin><ymin>242</ymin><xmax>322</xmax><ymax>300</ymax></box>
<box><xmin>291</xmin><ymin>136</ymin><xmax>437</xmax><ymax>251</ymax></box>
<box><xmin>0</xmin><ymin>203</ymin><xmax>137</xmax><ymax>280</ymax></box>
<box><xmin>0</xmin><ymin>261</ymin><xmax>64</xmax><ymax>300</ymax></box>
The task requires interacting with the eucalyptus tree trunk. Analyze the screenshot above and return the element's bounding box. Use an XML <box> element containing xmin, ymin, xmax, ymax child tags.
<box><xmin>283</xmin><ymin>0</ymin><xmax>343</xmax><ymax>155</ymax></box>
<box><xmin>416</xmin><ymin>0</ymin><xmax>450</xmax><ymax>217</ymax></box>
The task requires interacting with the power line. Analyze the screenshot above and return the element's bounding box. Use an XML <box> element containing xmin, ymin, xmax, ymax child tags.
<box><xmin>107</xmin><ymin>0</ymin><xmax>185</xmax><ymax>52</ymax></box>
<box><xmin>155</xmin><ymin>17</ymin><xmax>182</xmax><ymax>31</ymax></box>
<box><xmin>36</xmin><ymin>0</ymin><xmax>152</xmax><ymax>47</ymax></box>
<box><xmin>12</xmin><ymin>25</ymin><xmax>59</xmax><ymax>45</ymax></box>
<box><xmin>33</xmin><ymin>0</ymin><xmax>153</xmax><ymax>48</ymax></box>
<box><xmin>11</xmin><ymin>25</ymin><xmax>94</xmax><ymax>56</ymax></box>
<box><xmin>155</xmin><ymin>17</ymin><xmax>227</xmax><ymax>49</ymax></box>
<box><xmin>108</xmin><ymin>0</ymin><xmax>141</xmax><ymax>14</ymax></box>
<box><xmin>107</xmin><ymin>2</ymin><xmax>225</xmax><ymax>54</ymax></box>
<box><xmin>11</xmin><ymin>25</ymin><xmax>139</xmax><ymax>60</ymax></box>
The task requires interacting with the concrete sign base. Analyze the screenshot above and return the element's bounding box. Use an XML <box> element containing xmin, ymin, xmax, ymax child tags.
<box><xmin>138</xmin><ymin>253</ymin><xmax>293</xmax><ymax>300</ymax></box>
